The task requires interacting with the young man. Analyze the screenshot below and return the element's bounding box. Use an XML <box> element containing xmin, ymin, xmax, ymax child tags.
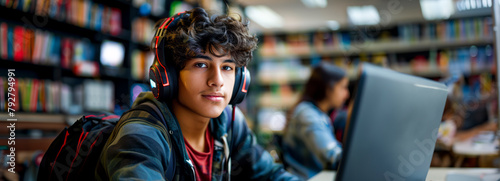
<box><xmin>96</xmin><ymin>8</ymin><xmax>299</xmax><ymax>180</ymax></box>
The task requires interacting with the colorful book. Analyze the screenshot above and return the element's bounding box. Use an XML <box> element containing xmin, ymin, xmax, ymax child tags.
<box><xmin>0</xmin><ymin>23</ymin><xmax>7</xmax><ymax>59</ymax></box>
<box><xmin>38</xmin><ymin>79</ymin><xmax>44</xmax><ymax>112</ymax></box>
<box><xmin>7</xmin><ymin>26</ymin><xmax>13</xmax><ymax>60</ymax></box>
<box><xmin>13</xmin><ymin>26</ymin><xmax>24</xmax><ymax>61</ymax></box>
<box><xmin>24</xmin><ymin>28</ymin><xmax>34</xmax><ymax>62</ymax></box>
<box><xmin>60</xmin><ymin>38</ymin><xmax>72</xmax><ymax>69</ymax></box>
<box><xmin>30</xmin><ymin>79</ymin><xmax>38</xmax><ymax>112</ymax></box>
<box><xmin>94</xmin><ymin>4</ymin><xmax>103</xmax><ymax>31</ymax></box>
<box><xmin>110</xmin><ymin>7</ymin><xmax>122</xmax><ymax>36</ymax></box>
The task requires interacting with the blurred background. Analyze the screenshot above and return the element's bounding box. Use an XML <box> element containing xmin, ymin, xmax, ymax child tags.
<box><xmin>0</xmin><ymin>0</ymin><xmax>498</xmax><ymax>180</ymax></box>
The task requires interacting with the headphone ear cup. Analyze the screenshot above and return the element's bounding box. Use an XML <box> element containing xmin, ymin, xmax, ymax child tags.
<box><xmin>149</xmin><ymin>66</ymin><xmax>162</xmax><ymax>99</ymax></box>
<box><xmin>163</xmin><ymin>65</ymin><xmax>178</xmax><ymax>101</ymax></box>
<box><xmin>229</xmin><ymin>67</ymin><xmax>251</xmax><ymax>105</ymax></box>
<box><xmin>149</xmin><ymin>60</ymin><xmax>178</xmax><ymax>101</ymax></box>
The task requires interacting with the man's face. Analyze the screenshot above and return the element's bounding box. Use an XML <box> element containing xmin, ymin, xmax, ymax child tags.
<box><xmin>175</xmin><ymin>51</ymin><xmax>236</xmax><ymax>118</ymax></box>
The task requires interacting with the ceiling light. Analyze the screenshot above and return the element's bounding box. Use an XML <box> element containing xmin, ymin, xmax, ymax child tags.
<box><xmin>301</xmin><ymin>0</ymin><xmax>327</xmax><ymax>8</ymax></box>
<box><xmin>456</xmin><ymin>0</ymin><xmax>492</xmax><ymax>11</ymax></box>
<box><xmin>327</xmin><ymin>20</ymin><xmax>340</xmax><ymax>30</ymax></box>
<box><xmin>420</xmin><ymin>0</ymin><xmax>454</xmax><ymax>20</ymax></box>
<box><xmin>347</xmin><ymin>5</ymin><xmax>380</xmax><ymax>26</ymax></box>
<box><xmin>245</xmin><ymin>6</ymin><xmax>283</xmax><ymax>29</ymax></box>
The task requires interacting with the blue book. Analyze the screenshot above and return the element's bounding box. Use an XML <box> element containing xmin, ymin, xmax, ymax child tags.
<box><xmin>340</xmin><ymin>32</ymin><xmax>351</xmax><ymax>50</ymax></box>
<box><xmin>49</xmin><ymin>0</ymin><xmax>56</xmax><ymax>18</ymax></box>
<box><xmin>7</xmin><ymin>26</ymin><xmax>13</xmax><ymax>60</ymax></box>
<box><xmin>448</xmin><ymin>20</ymin><xmax>455</xmax><ymax>40</ymax></box>
<box><xmin>16</xmin><ymin>0</ymin><xmax>23</xmax><ymax>11</ymax></box>
<box><xmin>51</xmin><ymin>36</ymin><xmax>61</xmax><ymax>65</ymax></box>
<box><xmin>460</xmin><ymin>19</ymin><xmax>466</xmax><ymax>40</ymax></box>
<box><xmin>94</xmin><ymin>4</ymin><xmax>103</xmax><ymax>31</ymax></box>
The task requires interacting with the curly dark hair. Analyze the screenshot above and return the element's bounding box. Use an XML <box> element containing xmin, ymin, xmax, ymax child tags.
<box><xmin>152</xmin><ymin>7</ymin><xmax>258</xmax><ymax>70</ymax></box>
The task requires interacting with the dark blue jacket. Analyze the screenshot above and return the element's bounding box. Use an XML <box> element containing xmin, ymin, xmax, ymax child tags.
<box><xmin>97</xmin><ymin>92</ymin><xmax>299</xmax><ymax>180</ymax></box>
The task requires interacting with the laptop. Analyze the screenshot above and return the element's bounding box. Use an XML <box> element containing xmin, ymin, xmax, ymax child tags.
<box><xmin>335</xmin><ymin>63</ymin><xmax>448</xmax><ymax>181</ymax></box>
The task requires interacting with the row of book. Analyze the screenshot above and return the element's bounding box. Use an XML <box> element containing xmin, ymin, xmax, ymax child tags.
<box><xmin>132</xmin><ymin>18</ymin><xmax>155</xmax><ymax>45</ymax></box>
<box><xmin>0</xmin><ymin>77</ymin><xmax>114</xmax><ymax>114</ymax></box>
<box><xmin>0</xmin><ymin>0</ymin><xmax>122</xmax><ymax>36</ymax></box>
<box><xmin>131</xmin><ymin>49</ymin><xmax>154</xmax><ymax>80</ymax></box>
<box><xmin>0</xmin><ymin>23</ymin><xmax>96</xmax><ymax>69</ymax></box>
<box><xmin>399</xmin><ymin>17</ymin><xmax>494</xmax><ymax>42</ymax></box>
<box><xmin>0</xmin><ymin>77</ymin><xmax>61</xmax><ymax>113</ymax></box>
<box><xmin>132</xmin><ymin>0</ymin><xmax>166</xmax><ymax>17</ymax></box>
<box><xmin>257</xmin><ymin>45</ymin><xmax>495</xmax><ymax>86</ymax></box>
<box><xmin>336</xmin><ymin>45</ymin><xmax>495</xmax><ymax>75</ymax></box>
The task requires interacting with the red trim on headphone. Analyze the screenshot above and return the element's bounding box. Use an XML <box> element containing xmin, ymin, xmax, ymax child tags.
<box><xmin>154</xmin><ymin>14</ymin><xmax>187</xmax><ymax>89</ymax></box>
<box><xmin>160</xmin><ymin>17</ymin><xmax>171</xmax><ymax>29</ymax></box>
<box><xmin>155</xmin><ymin>36</ymin><xmax>159</xmax><ymax>50</ymax></box>
<box><xmin>154</xmin><ymin>37</ymin><xmax>170</xmax><ymax>86</ymax></box>
<box><xmin>241</xmin><ymin>68</ymin><xmax>248</xmax><ymax>93</ymax></box>
<box><xmin>154</xmin><ymin>64</ymin><xmax>169</xmax><ymax>86</ymax></box>
<box><xmin>163</xmin><ymin>18</ymin><xmax>174</xmax><ymax>29</ymax></box>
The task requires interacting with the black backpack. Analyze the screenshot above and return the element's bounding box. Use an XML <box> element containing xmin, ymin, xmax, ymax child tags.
<box><xmin>37</xmin><ymin>102</ymin><xmax>176</xmax><ymax>181</ymax></box>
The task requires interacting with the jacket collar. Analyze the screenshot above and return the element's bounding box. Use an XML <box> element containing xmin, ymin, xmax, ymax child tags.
<box><xmin>133</xmin><ymin>92</ymin><xmax>229</xmax><ymax>141</ymax></box>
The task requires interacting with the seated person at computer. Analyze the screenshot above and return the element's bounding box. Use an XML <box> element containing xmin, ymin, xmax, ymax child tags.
<box><xmin>433</xmin><ymin>98</ymin><xmax>497</xmax><ymax>167</ymax></box>
<box><xmin>281</xmin><ymin>62</ymin><xmax>349</xmax><ymax>179</ymax></box>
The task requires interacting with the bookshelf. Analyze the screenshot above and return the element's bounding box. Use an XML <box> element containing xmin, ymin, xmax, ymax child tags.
<box><xmin>249</xmin><ymin>16</ymin><xmax>497</xmax><ymax>137</ymax></box>
<box><xmin>260</xmin><ymin>39</ymin><xmax>494</xmax><ymax>59</ymax></box>
<box><xmin>0</xmin><ymin>0</ymin><xmax>182</xmax><ymax>167</ymax></box>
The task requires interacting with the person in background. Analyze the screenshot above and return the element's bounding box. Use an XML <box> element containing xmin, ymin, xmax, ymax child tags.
<box><xmin>96</xmin><ymin>8</ymin><xmax>299</xmax><ymax>180</ymax></box>
<box><xmin>432</xmin><ymin>97</ymin><xmax>498</xmax><ymax>167</ymax></box>
<box><xmin>281</xmin><ymin>62</ymin><xmax>350</xmax><ymax>179</ymax></box>
<box><xmin>432</xmin><ymin>74</ymin><xmax>498</xmax><ymax>167</ymax></box>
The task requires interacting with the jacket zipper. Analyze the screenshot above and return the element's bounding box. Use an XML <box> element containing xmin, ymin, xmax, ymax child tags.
<box><xmin>221</xmin><ymin>134</ymin><xmax>231</xmax><ymax>181</ymax></box>
<box><xmin>186</xmin><ymin>159</ymin><xmax>196</xmax><ymax>181</ymax></box>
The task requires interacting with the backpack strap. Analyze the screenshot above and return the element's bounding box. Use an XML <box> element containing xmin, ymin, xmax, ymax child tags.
<box><xmin>129</xmin><ymin>102</ymin><xmax>176</xmax><ymax>181</ymax></box>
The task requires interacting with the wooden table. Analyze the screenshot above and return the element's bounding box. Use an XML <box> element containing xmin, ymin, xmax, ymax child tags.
<box><xmin>452</xmin><ymin>133</ymin><xmax>498</xmax><ymax>167</ymax></box>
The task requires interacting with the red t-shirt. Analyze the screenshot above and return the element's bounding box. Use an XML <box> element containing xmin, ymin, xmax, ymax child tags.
<box><xmin>184</xmin><ymin>129</ymin><xmax>214</xmax><ymax>181</ymax></box>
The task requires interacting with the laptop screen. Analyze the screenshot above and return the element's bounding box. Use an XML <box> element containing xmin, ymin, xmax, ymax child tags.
<box><xmin>335</xmin><ymin>63</ymin><xmax>448</xmax><ymax>181</ymax></box>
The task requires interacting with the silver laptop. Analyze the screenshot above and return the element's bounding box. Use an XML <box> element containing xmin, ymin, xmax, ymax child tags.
<box><xmin>335</xmin><ymin>63</ymin><xmax>448</xmax><ymax>181</ymax></box>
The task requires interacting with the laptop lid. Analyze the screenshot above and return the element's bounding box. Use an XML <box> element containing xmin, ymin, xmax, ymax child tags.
<box><xmin>335</xmin><ymin>63</ymin><xmax>448</xmax><ymax>181</ymax></box>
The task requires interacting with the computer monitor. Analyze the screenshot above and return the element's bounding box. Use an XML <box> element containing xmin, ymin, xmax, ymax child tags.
<box><xmin>335</xmin><ymin>63</ymin><xmax>448</xmax><ymax>181</ymax></box>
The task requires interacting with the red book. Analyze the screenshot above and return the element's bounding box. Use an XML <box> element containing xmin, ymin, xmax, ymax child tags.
<box><xmin>13</xmin><ymin>26</ymin><xmax>25</xmax><ymax>61</ymax></box>
<box><xmin>110</xmin><ymin>8</ymin><xmax>122</xmax><ymax>36</ymax></box>
<box><xmin>1</xmin><ymin>23</ymin><xmax>8</xmax><ymax>59</ymax></box>
<box><xmin>66</xmin><ymin>0</ymin><xmax>72</xmax><ymax>23</ymax></box>
<box><xmin>30</xmin><ymin>79</ymin><xmax>39</xmax><ymax>112</ymax></box>
<box><xmin>24</xmin><ymin>28</ymin><xmax>34</xmax><ymax>62</ymax></box>
<box><xmin>6</xmin><ymin>0</ymin><xmax>11</xmax><ymax>8</ymax></box>
<box><xmin>61</xmin><ymin>38</ymin><xmax>73</xmax><ymax>69</ymax></box>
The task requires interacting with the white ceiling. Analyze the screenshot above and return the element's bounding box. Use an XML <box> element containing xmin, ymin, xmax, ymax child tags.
<box><xmin>235</xmin><ymin>0</ymin><xmax>491</xmax><ymax>33</ymax></box>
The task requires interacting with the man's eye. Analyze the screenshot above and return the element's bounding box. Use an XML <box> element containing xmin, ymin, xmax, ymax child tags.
<box><xmin>223</xmin><ymin>66</ymin><xmax>233</xmax><ymax>71</ymax></box>
<box><xmin>195</xmin><ymin>63</ymin><xmax>207</xmax><ymax>68</ymax></box>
